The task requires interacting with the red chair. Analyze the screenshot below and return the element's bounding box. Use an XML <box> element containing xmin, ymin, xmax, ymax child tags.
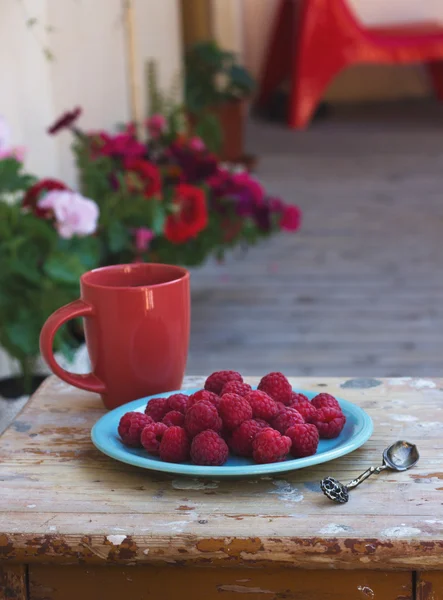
<box><xmin>257</xmin><ymin>0</ymin><xmax>443</xmax><ymax>129</ymax></box>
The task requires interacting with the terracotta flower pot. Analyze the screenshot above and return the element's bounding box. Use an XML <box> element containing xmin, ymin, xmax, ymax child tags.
<box><xmin>188</xmin><ymin>100</ymin><xmax>246</xmax><ymax>163</ymax></box>
<box><xmin>211</xmin><ymin>99</ymin><xmax>245</xmax><ymax>162</ymax></box>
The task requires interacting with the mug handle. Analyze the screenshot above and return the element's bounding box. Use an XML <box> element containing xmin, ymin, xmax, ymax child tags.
<box><xmin>39</xmin><ymin>299</ymin><xmax>106</xmax><ymax>395</ymax></box>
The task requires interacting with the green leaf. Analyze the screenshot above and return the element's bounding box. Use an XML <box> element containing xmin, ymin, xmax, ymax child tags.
<box><xmin>57</xmin><ymin>236</ymin><xmax>100</xmax><ymax>271</ymax></box>
<box><xmin>44</xmin><ymin>252</ymin><xmax>86</xmax><ymax>284</ymax></box>
<box><xmin>3</xmin><ymin>317</ymin><xmax>40</xmax><ymax>357</ymax></box>
<box><xmin>194</xmin><ymin>113</ymin><xmax>223</xmax><ymax>154</ymax></box>
<box><xmin>107</xmin><ymin>221</ymin><xmax>131</xmax><ymax>253</ymax></box>
<box><xmin>8</xmin><ymin>258</ymin><xmax>42</xmax><ymax>287</ymax></box>
<box><xmin>228</xmin><ymin>64</ymin><xmax>256</xmax><ymax>93</ymax></box>
<box><xmin>151</xmin><ymin>202</ymin><xmax>166</xmax><ymax>235</ymax></box>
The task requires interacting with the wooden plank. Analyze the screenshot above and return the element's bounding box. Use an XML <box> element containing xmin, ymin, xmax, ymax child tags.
<box><xmin>0</xmin><ymin>376</ymin><xmax>442</xmax><ymax>570</ymax></box>
<box><xmin>0</xmin><ymin>564</ymin><xmax>27</xmax><ymax>600</ymax></box>
<box><xmin>29</xmin><ymin>565</ymin><xmax>412</xmax><ymax>600</ymax></box>
<box><xmin>417</xmin><ymin>572</ymin><xmax>443</xmax><ymax>600</ymax></box>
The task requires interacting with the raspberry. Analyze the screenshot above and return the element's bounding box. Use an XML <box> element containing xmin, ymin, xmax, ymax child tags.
<box><xmin>118</xmin><ymin>412</ymin><xmax>153</xmax><ymax>447</ymax></box>
<box><xmin>187</xmin><ymin>389</ymin><xmax>220</xmax><ymax>410</ymax></box>
<box><xmin>271</xmin><ymin>407</ymin><xmax>305</xmax><ymax>434</ymax></box>
<box><xmin>245</xmin><ymin>390</ymin><xmax>279</xmax><ymax>421</ymax></box>
<box><xmin>159</xmin><ymin>426</ymin><xmax>190</xmax><ymax>462</ymax></box>
<box><xmin>221</xmin><ymin>381</ymin><xmax>252</xmax><ymax>397</ymax></box>
<box><xmin>166</xmin><ymin>393</ymin><xmax>189</xmax><ymax>414</ymax></box>
<box><xmin>288</xmin><ymin>393</ymin><xmax>318</xmax><ymax>423</ymax></box>
<box><xmin>311</xmin><ymin>393</ymin><xmax>341</xmax><ymax>411</ymax></box>
<box><xmin>219</xmin><ymin>393</ymin><xmax>253</xmax><ymax>430</ymax></box>
<box><xmin>184</xmin><ymin>400</ymin><xmax>222</xmax><ymax>438</ymax></box>
<box><xmin>145</xmin><ymin>397</ymin><xmax>168</xmax><ymax>422</ymax></box>
<box><xmin>286</xmin><ymin>423</ymin><xmax>319</xmax><ymax>458</ymax></box>
<box><xmin>258</xmin><ymin>372</ymin><xmax>292</xmax><ymax>405</ymax></box>
<box><xmin>275</xmin><ymin>402</ymin><xmax>286</xmax><ymax>413</ymax></box>
<box><xmin>205</xmin><ymin>371</ymin><xmax>243</xmax><ymax>394</ymax></box>
<box><xmin>313</xmin><ymin>406</ymin><xmax>346</xmax><ymax>439</ymax></box>
<box><xmin>191</xmin><ymin>430</ymin><xmax>229</xmax><ymax>466</ymax></box>
<box><xmin>163</xmin><ymin>410</ymin><xmax>185</xmax><ymax>427</ymax></box>
<box><xmin>140</xmin><ymin>422</ymin><xmax>168</xmax><ymax>454</ymax></box>
<box><xmin>220</xmin><ymin>426</ymin><xmax>231</xmax><ymax>442</ymax></box>
<box><xmin>229</xmin><ymin>419</ymin><xmax>267</xmax><ymax>457</ymax></box>
<box><xmin>252</xmin><ymin>428</ymin><xmax>291</xmax><ymax>463</ymax></box>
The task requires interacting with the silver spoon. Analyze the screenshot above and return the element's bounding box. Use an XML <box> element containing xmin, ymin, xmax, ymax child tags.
<box><xmin>320</xmin><ymin>440</ymin><xmax>419</xmax><ymax>504</ymax></box>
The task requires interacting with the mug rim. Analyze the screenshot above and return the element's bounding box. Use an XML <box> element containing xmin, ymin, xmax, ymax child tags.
<box><xmin>81</xmin><ymin>263</ymin><xmax>189</xmax><ymax>291</ymax></box>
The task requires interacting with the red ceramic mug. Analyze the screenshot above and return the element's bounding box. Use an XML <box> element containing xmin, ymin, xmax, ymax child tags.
<box><xmin>40</xmin><ymin>263</ymin><xmax>190</xmax><ymax>409</ymax></box>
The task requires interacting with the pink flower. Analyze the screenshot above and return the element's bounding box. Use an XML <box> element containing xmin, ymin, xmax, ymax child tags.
<box><xmin>231</xmin><ymin>173</ymin><xmax>264</xmax><ymax>205</ymax></box>
<box><xmin>0</xmin><ymin>147</ymin><xmax>25</xmax><ymax>161</ymax></box>
<box><xmin>188</xmin><ymin>137</ymin><xmax>205</xmax><ymax>152</ymax></box>
<box><xmin>0</xmin><ymin>116</ymin><xmax>24</xmax><ymax>161</ymax></box>
<box><xmin>134</xmin><ymin>227</ymin><xmax>154</xmax><ymax>252</ymax></box>
<box><xmin>146</xmin><ymin>114</ymin><xmax>166</xmax><ymax>139</ymax></box>
<box><xmin>38</xmin><ymin>190</ymin><xmax>99</xmax><ymax>239</ymax></box>
<box><xmin>280</xmin><ymin>205</ymin><xmax>302</xmax><ymax>232</ymax></box>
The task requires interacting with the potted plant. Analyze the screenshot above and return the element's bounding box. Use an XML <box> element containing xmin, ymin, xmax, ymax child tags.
<box><xmin>184</xmin><ymin>40</ymin><xmax>256</xmax><ymax>164</ymax></box>
<box><xmin>47</xmin><ymin>106</ymin><xmax>301</xmax><ymax>269</ymax></box>
<box><xmin>0</xmin><ymin>141</ymin><xmax>100</xmax><ymax>396</ymax></box>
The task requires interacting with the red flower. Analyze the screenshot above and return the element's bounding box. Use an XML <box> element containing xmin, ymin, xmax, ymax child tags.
<box><xmin>280</xmin><ymin>205</ymin><xmax>302</xmax><ymax>232</ymax></box>
<box><xmin>22</xmin><ymin>178</ymin><xmax>68</xmax><ymax>218</ymax></box>
<box><xmin>164</xmin><ymin>184</ymin><xmax>208</xmax><ymax>244</ymax></box>
<box><xmin>124</xmin><ymin>158</ymin><xmax>161</xmax><ymax>198</ymax></box>
<box><xmin>100</xmin><ymin>133</ymin><xmax>145</xmax><ymax>159</ymax></box>
<box><xmin>47</xmin><ymin>107</ymin><xmax>82</xmax><ymax>135</ymax></box>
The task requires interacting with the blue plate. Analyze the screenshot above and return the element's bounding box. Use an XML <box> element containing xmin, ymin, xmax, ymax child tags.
<box><xmin>91</xmin><ymin>388</ymin><xmax>373</xmax><ymax>477</ymax></box>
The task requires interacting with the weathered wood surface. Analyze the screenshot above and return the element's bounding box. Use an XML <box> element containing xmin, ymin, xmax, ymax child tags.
<box><xmin>0</xmin><ymin>376</ymin><xmax>442</xmax><ymax>570</ymax></box>
<box><xmin>0</xmin><ymin>564</ymin><xmax>27</xmax><ymax>600</ymax></box>
<box><xmin>29</xmin><ymin>565</ymin><xmax>412</xmax><ymax>600</ymax></box>
<box><xmin>188</xmin><ymin>111</ymin><xmax>443</xmax><ymax>378</ymax></box>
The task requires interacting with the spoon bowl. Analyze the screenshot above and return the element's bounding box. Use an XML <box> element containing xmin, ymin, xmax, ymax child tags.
<box><xmin>383</xmin><ymin>441</ymin><xmax>419</xmax><ymax>471</ymax></box>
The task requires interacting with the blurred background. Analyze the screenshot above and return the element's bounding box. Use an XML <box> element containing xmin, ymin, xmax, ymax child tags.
<box><xmin>1</xmin><ymin>0</ymin><xmax>443</xmax><ymax>407</ymax></box>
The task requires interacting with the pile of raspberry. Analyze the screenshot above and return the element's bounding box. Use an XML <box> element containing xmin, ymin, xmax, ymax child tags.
<box><xmin>118</xmin><ymin>371</ymin><xmax>346</xmax><ymax>466</ymax></box>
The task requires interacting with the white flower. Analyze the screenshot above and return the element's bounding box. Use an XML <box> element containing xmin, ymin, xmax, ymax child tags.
<box><xmin>214</xmin><ymin>72</ymin><xmax>229</xmax><ymax>92</ymax></box>
<box><xmin>0</xmin><ymin>190</ymin><xmax>24</xmax><ymax>205</ymax></box>
<box><xmin>38</xmin><ymin>190</ymin><xmax>99</xmax><ymax>239</ymax></box>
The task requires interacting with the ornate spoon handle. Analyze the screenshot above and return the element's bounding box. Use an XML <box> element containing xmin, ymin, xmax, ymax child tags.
<box><xmin>346</xmin><ymin>464</ymin><xmax>388</xmax><ymax>490</ymax></box>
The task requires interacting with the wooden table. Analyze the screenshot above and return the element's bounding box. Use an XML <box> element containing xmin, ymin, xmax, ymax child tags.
<box><xmin>0</xmin><ymin>376</ymin><xmax>442</xmax><ymax>600</ymax></box>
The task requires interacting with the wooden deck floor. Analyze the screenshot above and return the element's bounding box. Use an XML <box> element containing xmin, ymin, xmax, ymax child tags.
<box><xmin>187</xmin><ymin>102</ymin><xmax>443</xmax><ymax>377</ymax></box>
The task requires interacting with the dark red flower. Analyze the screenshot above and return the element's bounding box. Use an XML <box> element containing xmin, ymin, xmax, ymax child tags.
<box><xmin>165</xmin><ymin>141</ymin><xmax>219</xmax><ymax>184</ymax></box>
<box><xmin>100</xmin><ymin>133</ymin><xmax>145</xmax><ymax>159</ymax></box>
<box><xmin>124</xmin><ymin>158</ymin><xmax>161</xmax><ymax>198</ymax></box>
<box><xmin>22</xmin><ymin>178</ymin><xmax>68</xmax><ymax>218</ymax></box>
<box><xmin>164</xmin><ymin>184</ymin><xmax>208</xmax><ymax>244</ymax></box>
<box><xmin>47</xmin><ymin>107</ymin><xmax>82</xmax><ymax>135</ymax></box>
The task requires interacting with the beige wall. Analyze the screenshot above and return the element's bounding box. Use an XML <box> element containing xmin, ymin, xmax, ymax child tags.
<box><xmin>211</xmin><ymin>0</ymin><xmax>244</xmax><ymax>55</ymax></box>
<box><xmin>0</xmin><ymin>0</ymin><xmax>182</xmax><ymax>380</ymax></box>
<box><xmin>0</xmin><ymin>0</ymin><xmax>182</xmax><ymax>187</ymax></box>
<box><xmin>242</xmin><ymin>0</ymin><xmax>440</xmax><ymax>101</ymax></box>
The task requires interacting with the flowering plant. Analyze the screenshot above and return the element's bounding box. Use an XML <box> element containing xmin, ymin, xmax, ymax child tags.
<box><xmin>51</xmin><ymin>107</ymin><xmax>301</xmax><ymax>267</ymax></box>
<box><xmin>0</xmin><ymin>117</ymin><xmax>100</xmax><ymax>390</ymax></box>
<box><xmin>185</xmin><ymin>41</ymin><xmax>256</xmax><ymax>113</ymax></box>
